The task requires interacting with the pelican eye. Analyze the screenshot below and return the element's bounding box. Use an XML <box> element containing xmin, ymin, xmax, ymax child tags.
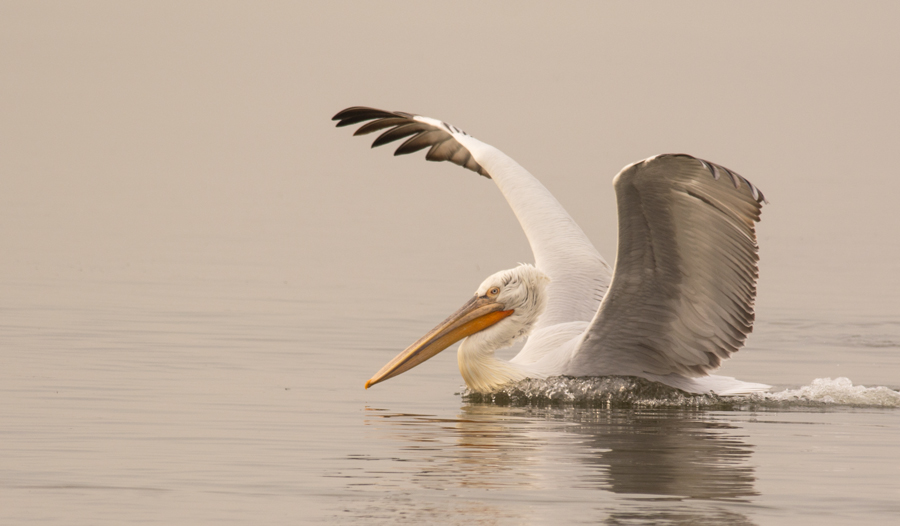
<box><xmin>489</xmin><ymin>287</ymin><xmax>500</xmax><ymax>296</ymax></box>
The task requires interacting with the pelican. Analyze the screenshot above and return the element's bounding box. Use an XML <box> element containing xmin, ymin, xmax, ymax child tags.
<box><xmin>333</xmin><ymin>107</ymin><xmax>770</xmax><ymax>396</ymax></box>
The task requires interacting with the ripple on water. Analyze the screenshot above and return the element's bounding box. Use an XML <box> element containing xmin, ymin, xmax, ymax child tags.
<box><xmin>461</xmin><ymin>376</ymin><xmax>900</xmax><ymax>409</ymax></box>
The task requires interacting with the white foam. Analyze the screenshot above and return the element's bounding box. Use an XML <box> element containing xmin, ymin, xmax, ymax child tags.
<box><xmin>763</xmin><ymin>377</ymin><xmax>900</xmax><ymax>407</ymax></box>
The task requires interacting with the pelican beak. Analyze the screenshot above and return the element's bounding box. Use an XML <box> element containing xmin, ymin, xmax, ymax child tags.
<box><xmin>364</xmin><ymin>295</ymin><xmax>513</xmax><ymax>389</ymax></box>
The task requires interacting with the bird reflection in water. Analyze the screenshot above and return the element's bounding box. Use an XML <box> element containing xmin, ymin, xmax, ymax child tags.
<box><xmin>346</xmin><ymin>406</ymin><xmax>759</xmax><ymax>525</ymax></box>
<box><xmin>569</xmin><ymin>410</ymin><xmax>758</xmax><ymax>500</ymax></box>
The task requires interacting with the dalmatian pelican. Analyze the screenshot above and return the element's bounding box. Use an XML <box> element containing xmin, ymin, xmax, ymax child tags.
<box><xmin>333</xmin><ymin>107</ymin><xmax>769</xmax><ymax>395</ymax></box>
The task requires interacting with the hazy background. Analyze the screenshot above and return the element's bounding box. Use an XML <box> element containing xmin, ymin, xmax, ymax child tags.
<box><xmin>2</xmin><ymin>1</ymin><xmax>898</xmax><ymax>385</ymax></box>
<box><xmin>2</xmin><ymin>3</ymin><xmax>899</xmax><ymax>524</ymax></box>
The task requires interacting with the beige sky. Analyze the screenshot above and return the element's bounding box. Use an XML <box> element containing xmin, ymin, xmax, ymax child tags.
<box><xmin>1</xmin><ymin>1</ymin><xmax>898</xmax><ymax>318</ymax></box>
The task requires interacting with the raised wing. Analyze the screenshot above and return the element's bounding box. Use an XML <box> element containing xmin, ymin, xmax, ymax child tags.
<box><xmin>333</xmin><ymin>106</ymin><xmax>612</xmax><ymax>328</ymax></box>
<box><xmin>571</xmin><ymin>154</ymin><xmax>765</xmax><ymax>378</ymax></box>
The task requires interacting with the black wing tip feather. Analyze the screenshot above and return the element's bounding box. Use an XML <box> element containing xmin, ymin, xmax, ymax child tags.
<box><xmin>332</xmin><ymin>106</ymin><xmax>490</xmax><ymax>178</ymax></box>
<box><xmin>331</xmin><ymin>106</ymin><xmax>401</xmax><ymax>127</ymax></box>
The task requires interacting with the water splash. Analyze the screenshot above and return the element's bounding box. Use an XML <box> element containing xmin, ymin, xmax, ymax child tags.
<box><xmin>461</xmin><ymin>376</ymin><xmax>900</xmax><ymax>409</ymax></box>
<box><xmin>764</xmin><ymin>377</ymin><xmax>900</xmax><ymax>407</ymax></box>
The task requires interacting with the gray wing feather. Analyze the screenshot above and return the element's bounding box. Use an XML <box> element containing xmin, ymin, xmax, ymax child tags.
<box><xmin>572</xmin><ymin>154</ymin><xmax>765</xmax><ymax>378</ymax></box>
<box><xmin>333</xmin><ymin>106</ymin><xmax>489</xmax><ymax>177</ymax></box>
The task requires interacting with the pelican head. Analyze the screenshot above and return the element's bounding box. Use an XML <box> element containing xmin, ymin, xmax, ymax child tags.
<box><xmin>365</xmin><ymin>264</ymin><xmax>550</xmax><ymax>391</ymax></box>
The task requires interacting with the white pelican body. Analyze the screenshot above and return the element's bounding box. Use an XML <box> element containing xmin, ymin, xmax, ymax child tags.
<box><xmin>334</xmin><ymin>107</ymin><xmax>770</xmax><ymax>396</ymax></box>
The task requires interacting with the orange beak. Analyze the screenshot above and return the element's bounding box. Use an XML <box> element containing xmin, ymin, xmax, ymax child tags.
<box><xmin>364</xmin><ymin>295</ymin><xmax>513</xmax><ymax>389</ymax></box>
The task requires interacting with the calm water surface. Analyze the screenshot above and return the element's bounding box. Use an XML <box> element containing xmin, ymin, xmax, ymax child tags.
<box><xmin>1</xmin><ymin>268</ymin><xmax>898</xmax><ymax>525</ymax></box>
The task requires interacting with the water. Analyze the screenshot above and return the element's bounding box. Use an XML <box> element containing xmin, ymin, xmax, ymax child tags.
<box><xmin>1</xmin><ymin>273</ymin><xmax>898</xmax><ymax>525</ymax></box>
<box><xmin>339</xmin><ymin>408</ymin><xmax>898</xmax><ymax>525</ymax></box>
<box><xmin>463</xmin><ymin>376</ymin><xmax>900</xmax><ymax>409</ymax></box>
<box><xmin>2</xmin><ymin>2</ymin><xmax>900</xmax><ymax>525</ymax></box>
